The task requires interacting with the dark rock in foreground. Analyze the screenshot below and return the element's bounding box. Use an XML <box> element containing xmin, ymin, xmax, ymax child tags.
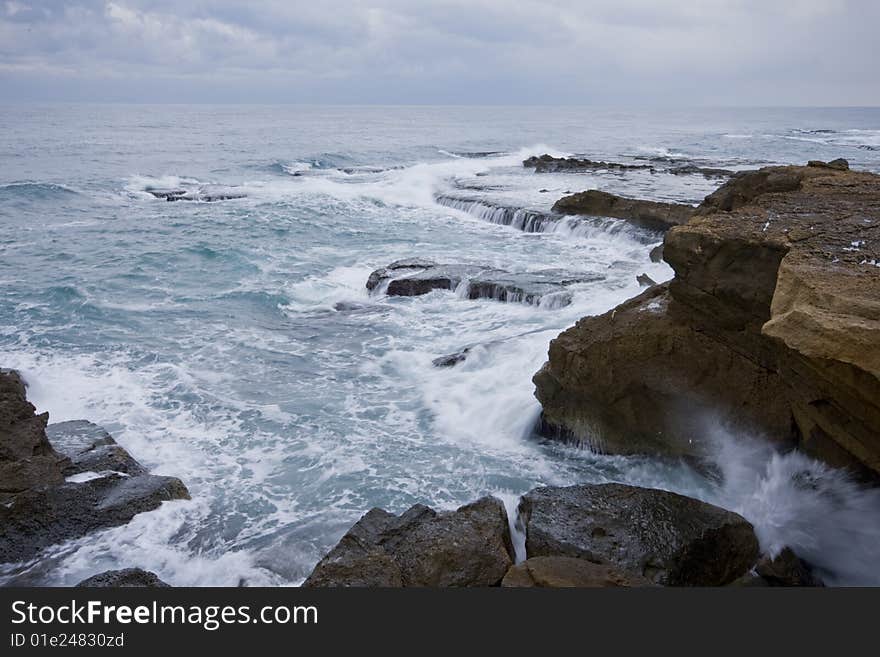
<box><xmin>0</xmin><ymin>370</ymin><xmax>190</xmax><ymax>564</ymax></box>
<box><xmin>76</xmin><ymin>568</ymin><xmax>170</xmax><ymax>588</ymax></box>
<box><xmin>518</xmin><ymin>483</ymin><xmax>759</xmax><ymax>586</ymax></box>
<box><xmin>502</xmin><ymin>556</ymin><xmax>653</xmax><ymax>587</ymax></box>
<box><xmin>367</xmin><ymin>259</ymin><xmax>601</xmax><ymax>308</ymax></box>
<box><xmin>304</xmin><ymin>497</ymin><xmax>513</xmax><ymax>587</ymax></box>
<box><xmin>552</xmin><ymin>190</ymin><xmax>695</xmax><ymax>232</ymax></box>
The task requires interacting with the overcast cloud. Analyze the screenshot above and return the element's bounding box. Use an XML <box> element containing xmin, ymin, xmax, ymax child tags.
<box><xmin>2</xmin><ymin>0</ymin><xmax>878</xmax><ymax>104</ymax></box>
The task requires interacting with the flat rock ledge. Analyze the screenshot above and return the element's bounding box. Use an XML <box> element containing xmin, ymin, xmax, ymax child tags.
<box><xmin>0</xmin><ymin>370</ymin><xmax>190</xmax><ymax>564</ymax></box>
<box><xmin>366</xmin><ymin>259</ymin><xmax>602</xmax><ymax>308</ymax></box>
<box><xmin>303</xmin><ymin>496</ymin><xmax>513</xmax><ymax>587</ymax></box>
<box><xmin>534</xmin><ymin>161</ymin><xmax>880</xmax><ymax>479</ymax></box>
<box><xmin>76</xmin><ymin>568</ymin><xmax>171</xmax><ymax>588</ymax></box>
<box><xmin>552</xmin><ymin>190</ymin><xmax>696</xmax><ymax>232</ymax></box>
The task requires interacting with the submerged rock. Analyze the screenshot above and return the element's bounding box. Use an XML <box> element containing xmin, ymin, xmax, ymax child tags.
<box><xmin>0</xmin><ymin>370</ymin><xmax>190</xmax><ymax>564</ymax></box>
<box><xmin>367</xmin><ymin>260</ymin><xmax>601</xmax><ymax>308</ymax></box>
<box><xmin>146</xmin><ymin>187</ymin><xmax>246</xmax><ymax>202</ymax></box>
<box><xmin>636</xmin><ymin>273</ymin><xmax>658</xmax><ymax>287</ymax></box>
<box><xmin>534</xmin><ymin>163</ymin><xmax>880</xmax><ymax>478</ymax></box>
<box><xmin>432</xmin><ymin>348</ymin><xmax>471</xmax><ymax>368</ymax></box>
<box><xmin>501</xmin><ymin>556</ymin><xmax>653</xmax><ymax>588</ymax></box>
<box><xmin>304</xmin><ymin>497</ymin><xmax>513</xmax><ymax>587</ymax></box>
<box><xmin>518</xmin><ymin>483</ymin><xmax>759</xmax><ymax>586</ymax></box>
<box><xmin>755</xmin><ymin>548</ymin><xmax>824</xmax><ymax>586</ymax></box>
<box><xmin>76</xmin><ymin>568</ymin><xmax>171</xmax><ymax>588</ymax></box>
<box><xmin>552</xmin><ymin>190</ymin><xmax>695</xmax><ymax>232</ymax></box>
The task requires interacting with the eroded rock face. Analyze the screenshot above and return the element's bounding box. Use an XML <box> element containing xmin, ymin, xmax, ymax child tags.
<box><xmin>552</xmin><ymin>190</ymin><xmax>695</xmax><ymax>232</ymax></box>
<box><xmin>501</xmin><ymin>556</ymin><xmax>653</xmax><ymax>587</ymax></box>
<box><xmin>303</xmin><ymin>497</ymin><xmax>513</xmax><ymax>587</ymax></box>
<box><xmin>518</xmin><ymin>484</ymin><xmax>759</xmax><ymax>586</ymax></box>
<box><xmin>534</xmin><ymin>163</ymin><xmax>880</xmax><ymax>477</ymax></box>
<box><xmin>76</xmin><ymin>568</ymin><xmax>171</xmax><ymax>588</ymax></box>
<box><xmin>0</xmin><ymin>371</ymin><xmax>190</xmax><ymax>564</ymax></box>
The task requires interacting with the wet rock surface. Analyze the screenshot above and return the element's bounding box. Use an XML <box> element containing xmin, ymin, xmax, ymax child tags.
<box><xmin>502</xmin><ymin>556</ymin><xmax>653</xmax><ymax>587</ymax></box>
<box><xmin>754</xmin><ymin>548</ymin><xmax>824</xmax><ymax>586</ymax></box>
<box><xmin>76</xmin><ymin>568</ymin><xmax>171</xmax><ymax>587</ymax></box>
<box><xmin>0</xmin><ymin>370</ymin><xmax>190</xmax><ymax>564</ymax></box>
<box><xmin>524</xmin><ymin>154</ymin><xmax>653</xmax><ymax>173</ymax></box>
<box><xmin>552</xmin><ymin>189</ymin><xmax>695</xmax><ymax>232</ymax></box>
<box><xmin>303</xmin><ymin>496</ymin><xmax>513</xmax><ymax>587</ymax></box>
<box><xmin>535</xmin><ymin>163</ymin><xmax>880</xmax><ymax>477</ymax></box>
<box><xmin>367</xmin><ymin>259</ymin><xmax>601</xmax><ymax>307</ymax></box>
<box><xmin>518</xmin><ymin>483</ymin><xmax>760</xmax><ymax>586</ymax></box>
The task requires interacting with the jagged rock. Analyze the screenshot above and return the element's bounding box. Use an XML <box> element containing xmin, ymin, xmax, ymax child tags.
<box><xmin>76</xmin><ymin>568</ymin><xmax>170</xmax><ymax>587</ymax></box>
<box><xmin>552</xmin><ymin>190</ymin><xmax>695</xmax><ymax>232</ymax></box>
<box><xmin>524</xmin><ymin>154</ymin><xmax>653</xmax><ymax>173</ymax></box>
<box><xmin>0</xmin><ymin>371</ymin><xmax>190</xmax><ymax>564</ymax></box>
<box><xmin>519</xmin><ymin>484</ymin><xmax>759</xmax><ymax>586</ymax></box>
<box><xmin>668</xmin><ymin>163</ymin><xmax>735</xmax><ymax>178</ymax></box>
<box><xmin>0</xmin><ymin>371</ymin><xmax>67</xmax><ymax>499</ymax></box>
<box><xmin>649</xmin><ymin>244</ymin><xmax>664</xmax><ymax>263</ymax></box>
<box><xmin>755</xmin><ymin>548</ymin><xmax>823</xmax><ymax>586</ymax></box>
<box><xmin>367</xmin><ymin>260</ymin><xmax>600</xmax><ymax>307</ymax></box>
<box><xmin>534</xmin><ymin>163</ymin><xmax>880</xmax><ymax>478</ymax></box>
<box><xmin>636</xmin><ymin>273</ymin><xmax>657</xmax><ymax>287</ymax></box>
<box><xmin>501</xmin><ymin>556</ymin><xmax>653</xmax><ymax>587</ymax></box>
<box><xmin>304</xmin><ymin>497</ymin><xmax>513</xmax><ymax>587</ymax></box>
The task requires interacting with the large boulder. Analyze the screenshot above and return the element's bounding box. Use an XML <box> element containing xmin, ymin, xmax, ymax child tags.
<box><xmin>76</xmin><ymin>568</ymin><xmax>170</xmax><ymax>588</ymax></box>
<box><xmin>0</xmin><ymin>371</ymin><xmax>190</xmax><ymax>564</ymax></box>
<box><xmin>304</xmin><ymin>497</ymin><xmax>514</xmax><ymax>587</ymax></box>
<box><xmin>552</xmin><ymin>190</ymin><xmax>695</xmax><ymax>232</ymax></box>
<box><xmin>534</xmin><ymin>163</ymin><xmax>880</xmax><ymax>478</ymax></box>
<box><xmin>518</xmin><ymin>484</ymin><xmax>760</xmax><ymax>586</ymax></box>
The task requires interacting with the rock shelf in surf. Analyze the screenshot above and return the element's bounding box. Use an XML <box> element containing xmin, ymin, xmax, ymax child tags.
<box><xmin>0</xmin><ymin>370</ymin><xmax>190</xmax><ymax>564</ymax></box>
<box><xmin>523</xmin><ymin>153</ymin><xmax>734</xmax><ymax>179</ymax></box>
<box><xmin>366</xmin><ymin>259</ymin><xmax>603</xmax><ymax>308</ymax></box>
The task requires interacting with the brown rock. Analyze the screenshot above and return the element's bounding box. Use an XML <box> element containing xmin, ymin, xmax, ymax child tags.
<box><xmin>502</xmin><ymin>556</ymin><xmax>653</xmax><ymax>587</ymax></box>
<box><xmin>534</xmin><ymin>163</ymin><xmax>880</xmax><ymax>478</ymax></box>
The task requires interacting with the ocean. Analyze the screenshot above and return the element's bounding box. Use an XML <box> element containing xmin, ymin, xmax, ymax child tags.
<box><xmin>1</xmin><ymin>104</ymin><xmax>879</xmax><ymax>586</ymax></box>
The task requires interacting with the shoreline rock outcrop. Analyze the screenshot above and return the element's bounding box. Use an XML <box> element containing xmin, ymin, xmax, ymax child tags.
<box><xmin>0</xmin><ymin>370</ymin><xmax>190</xmax><ymax>564</ymax></box>
<box><xmin>534</xmin><ymin>161</ymin><xmax>880</xmax><ymax>478</ymax></box>
<box><xmin>552</xmin><ymin>190</ymin><xmax>696</xmax><ymax>232</ymax></box>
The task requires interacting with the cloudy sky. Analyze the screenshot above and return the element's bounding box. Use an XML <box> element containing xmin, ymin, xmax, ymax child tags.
<box><xmin>2</xmin><ymin>0</ymin><xmax>878</xmax><ymax>104</ymax></box>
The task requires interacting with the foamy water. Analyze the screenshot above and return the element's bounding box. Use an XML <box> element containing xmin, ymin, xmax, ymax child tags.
<box><xmin>1</xmin><ymin>105</ymin><xmax>879</xmax><ymax>586</ymax></box>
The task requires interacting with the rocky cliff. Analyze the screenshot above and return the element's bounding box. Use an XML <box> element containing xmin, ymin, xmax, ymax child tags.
<box><xmin>534</xmin><ymin>161</ymin><xmax>880</xmax><ymax>478</ymax></box>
